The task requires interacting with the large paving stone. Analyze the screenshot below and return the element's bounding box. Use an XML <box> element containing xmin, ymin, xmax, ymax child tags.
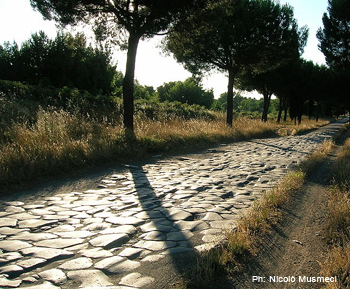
<box><xmin>0</xmin><ymin>218</ymin><xmax>18</xmax><ymax>228</ymax></box>
<box><xmin>18</xmin><ymin>219</ymin><xmax>58</xmax><ymax>229</ymax></box>
<box><xmin>0</xmin><ymin>240</ymin><xmax>32</xmax><ymax>251</ymax></box>
<box><xmin>59</xmin><ymin>257</ymin><xmax>93</xmax><ymax>270</ymax></box>
<box><xmin>0</xmin><ymin>227</ymin><xmax>27</xmax><ymax>235</ymax></box>
<box><xmin>21</xmin><ymin>247</ymin><xmax>74</xmax><ymax>260</ymax></box>
<box><xmin>0</xmin><ymin>252</ymin><xmax>22</xmax><ymax>264</ymax></box>
<box><xmin>119</xmin><ymin>272</ymin><xmax>154</xmax><ymax>288</ymax></box>
<box><xmin>133</xmin><ymin>240</ymin><xmax>177</xmax><ymax>251</ymax></box>
<box><xmin>21</xmin><ymin>281</ymin><xmax>61</xmax><ymax>288</ymax></box>
<box><xmin>0</xmin><ymin>277</ymin><xmax>22</xmax><ymax>288</ymax></box>
<box><xmin>89</xmin><ymin>234</ymin><xmax>130</xmax><ymax>249</ymax></box>
<box><xmin>39</xmin><ymin>268</ymin><xmax>67</xmax><ymax>285</ymax></box>
<box><xmin>0</xmin><ymin>264</ymin><xmax>23</xmax><ymax>277</ymax></box>
<box><xmin>106</xmin><ymin>216</ymin><xmax>145</xmax><ymax>226</ymax></box>
<box><xmin>35</xmin><ymin>238</ymin><xmax>84</xmax><ymax>249</ymax></box>
<box><xmin>9</xmin><ymin>232</ymin><xmax>57</xmax><ymax>241</ymax></box>
<box><xmin>118</xmin><ymin>247</ymin><xmax>151</xmax><ymax>260</ymax></box>
<box><xmin>95</xmin><ymin>256</ymin><xmax>141</xmax><ymax>274</ymax></box>
<box><xmin>79</xmin><ymin>248</ymin><xmax>114</xmax><ymax>259</ymax></box>
<box><xmin>167</xmin><ymin>231</ymin><xmax>194</xmax><ymax>242</ymax></box>
<box><xmin>16</xmin><ymin>257</ymin><xmax>47</xmax><ymax>269</ymax></box>
<box><xmin>174</xmin><ymin>220</ymin><xmax>209</xmax><ymax>231</ymax></box>
<box><xmin>99</xmin><ymin>225</ymin><xmax>137</xmax><ymax>235</ymax></box>
<box><xmin>54</xmin><ymin>231</ymin><xmax>95</xmax><ymax>239</ymax></box>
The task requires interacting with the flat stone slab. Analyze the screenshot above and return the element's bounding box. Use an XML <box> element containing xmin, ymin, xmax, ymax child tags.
<box><xmin>140</xmin><ymin>222</ymin><xmax>176</xmax><ymax>233</ymax></box>
<box><xmin>17</xmin><ymin>257</ymin><xmax>47</xmax><ymax>269</ymax></box>
<box><xmin>106</xmin><ymin>216</ymin><xmax>145</xmax><ymax>226</ymax></box>
<box><xmin>99</xmin><ymin>225</ymin><xmax>137</xmax><ymax>235</ymax></box>
<box><xmin>174</xmin><ymin>220</ymin><xmax>209</xmax><ymax>231</ymax></box>
<box><xmin>0</xmin><ymin>227</ymin><xmax>28</xmax><ymax>235</ymax></box>
<box><xmin>133</xmin><ymin>240</ymin><xmax>177</xmax><ymax>251</ymax></box>
<box><xmin>118</xmin><ymin>247</ymin><xmax>151</xmax><ymax>260</ymax></box>
<box><xmin>0</xmin><ymin>264</ymin><xmax>23</xmax><ymax>277</ymax></box>
<box><xmin>54</xmin><ymin>231</ymin><xmax>95</xmax><ymax>239</ymax></box>
<box><xmin>39</xmin><ymin>268</ymin><xmax>67</xmax><ymax>285</ymax></box>
<box><xmin>89</xmin><ymin>234</ymin><xmax>130</xmax><ymax>249</ymax></box>
<box><xmin>9</xmin><ymin>232</ymin><xmax>57</xmax><ymax>242</ymax></box>
<box><xmin>59</xmin><ymin>257</ymin><xmax>93</xmax><ymax>270</ymax></box>
<box><xmin>0</xmin><ymin>218</ymin><xmax>17</xmax><ymax>228</ymax></box>
<box><xmin>119</xmin><ymin>272</ymin><xmax>154</xmax><ymax>288</ymax></box>
<box><xmin>21</xmin><ymin>281</ymin><xmax>61</xmax><ymax>288</ymax></box>
<box><xmin>0</xmin><ymin>277</ymin><xmax>22</xmax><ymax>288</ymax></box>
<box><xmin>95</xmin><ymin>256</ymin><xmax>141</xmax><ymax>274</ymax></box>
<box><xmin>210</xmin><ymin>220</ymin><xmax>236</xmax><ymax>230</ymax></box>
<box><xmin>164</xmin><ymin>209</ymin><xmax>193</xmax><ymax>221</ymax></box>
<box><xmin>21</xmin><ymin>247</ymin><xmax>74</xmax><ymax>260</ymax></box>
<box><xmin>79</xmin><ymin>248</ymin><xmax>114</xmax><ymax>259</ymax></box>
<box><xmin>161</xmin><ymin>247</ymin><xmax>194</xmax><ymax>255</ymax></box>
<box><xmin>167</xmin><ymin>231</ymin><xmax>194</xmax><ymax>241</ymax></box>
<box><xmin>140</xmin><ymin>231</ymin><xmax>166</xmax><ymax>241</ymax></box>
<box><xmin>35</xmin><ymin>238</ymin><xmax>84</xmax><ymax>249</ymax></box>
<box><xmin>67</xmin><ymin>269</ymin><xmax>114</xmax><ymax>287</ymax></box>
<box><xmin>0</xmin><ymin>252</ymin><xmax>22</xmax><ymax>263</ymax></box>
<box><xmin>18</xmin><ymin>219</ymin><xmax>58</xmax><ymax>229</ymax></box>
<box><xmin>0</xmin><ymin>240</ymin><xmax>32</xmax><ymax>251</ymax></box>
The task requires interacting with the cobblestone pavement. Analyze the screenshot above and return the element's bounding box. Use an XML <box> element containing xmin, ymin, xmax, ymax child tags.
<box><xmin>0</xmin><ymin>120</ymin><xmax>346</xmax><ymax>288</ymax></box>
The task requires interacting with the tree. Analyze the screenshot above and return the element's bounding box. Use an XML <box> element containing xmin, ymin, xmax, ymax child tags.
<box><xmin>157</xmin><ymin>78</ymin><xmax>214</xmax><ymax>108</ymax></box>
<box><xmin>0</xmin><ymin>31</ymin><xmax>116</xmax><ymax>94</ymax></box>
<box><xmin>317</xmin><ymin>0</ymin><xmax>350</xmax><ymax>120</ymax></box>
<box><xmin>166</xmin><ymin>0</ymin><xmax>305</xmax><ymax>126</ymax></box>
<box><xmin>30</xmin><ymin>0</ymin><xmax>207</xmax><ymax>132</ymax></box>
<box><xmin>317</xmin><ymin>0</ymin><xmax>350</xmax><ymax>70</ymax></box>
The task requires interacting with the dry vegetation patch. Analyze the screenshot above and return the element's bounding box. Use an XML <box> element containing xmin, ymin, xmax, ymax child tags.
<box><xmin>322</xmin><ymin>130</ymin><xmax>350</xmax><ymax>289</ymax></box>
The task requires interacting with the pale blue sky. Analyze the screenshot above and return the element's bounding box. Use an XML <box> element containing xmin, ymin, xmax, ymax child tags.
<box><xmin>0</xmin><ymin>0</ymin><xmax>329</xmax><ymax>97</ymax></box>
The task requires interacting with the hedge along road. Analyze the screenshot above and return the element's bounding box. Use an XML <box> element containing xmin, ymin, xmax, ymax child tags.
<box><xmin>0</xmin><ymin>119</ymin><xmax>347</xmax><ymax>289</ymax></box>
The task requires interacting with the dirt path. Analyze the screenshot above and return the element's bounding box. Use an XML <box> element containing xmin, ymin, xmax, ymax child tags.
<box><xmin>214</xmin><ymin>141</ymin><xmax>344</xmax><ymax>289</ymax></box>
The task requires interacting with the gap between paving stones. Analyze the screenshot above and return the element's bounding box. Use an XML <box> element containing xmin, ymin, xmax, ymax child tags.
<box><xmin>0</xmin><ymin>120</ymin><xmax>347</xmax><ymax>289</ymax></box>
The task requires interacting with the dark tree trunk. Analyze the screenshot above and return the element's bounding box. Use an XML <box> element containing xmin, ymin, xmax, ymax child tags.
<box><xmin>283</xmin><ymin>104</ymin><xmax>288</xmax><ymax>122</ymax></box>
<box><xmin>261</xmin><ymin>91</ymin><xmax>272</xmax><ymax>122</ymax></box>
<box><xmin>316</xmin><ymin>101</ymin><xmax>320</xmax><ymax>122</ymax></box>
<box><xmin>308</xmin><ymin>99</ymin><xmax>314</xmax><ymax>120</ymax></box>
<box><xmin>123</xmin><ymin>33</ymin><xmax>141</xmax><ymax>132</ymax></box>
<box><xmin>226</xmin><ymin>71</ymin><xmax>235</xmax><ymax>127</ymax></box>
<box><xmin>277</xmin><ymin>96</ymin><xmax>284</xmax><ymax>123</ymax></box>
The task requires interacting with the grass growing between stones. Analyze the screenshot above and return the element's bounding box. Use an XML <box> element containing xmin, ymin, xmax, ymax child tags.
<box><xmin>181</xmin><ymin>139</ymin><xmax>335</xmax><ymax>289</ymax></box>
<box><xmin>321</xmin><ymin>126</ymin><xmax>350</xmax><ymax>289</ymax></box>
<box><xmin>0</xmin><ymin>106</ymin><xmax>329</xmax><ymax>188</ymax></box>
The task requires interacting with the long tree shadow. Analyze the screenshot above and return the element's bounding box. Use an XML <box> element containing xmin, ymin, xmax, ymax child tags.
<box><xmin>129</xmin><ymin>165</ymin><xmax>200</xmax><ymax>279</ymax></box>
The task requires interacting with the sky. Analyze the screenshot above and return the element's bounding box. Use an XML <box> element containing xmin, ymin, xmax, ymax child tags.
<box><xmin>0</xmin><ymin>0</ymin><xmax>329</xmax><ymax>98</ymax></box>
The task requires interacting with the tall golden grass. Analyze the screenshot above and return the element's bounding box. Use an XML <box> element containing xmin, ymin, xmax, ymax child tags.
<box><xmin>322</xmin><ymin>133</ymin><xmax>350</xmax><ymax>289</ymax></box>
<box><xmin>0</xmin><ymin>107</ymin><xmax>330</xmax><ymax>187</ymax></box>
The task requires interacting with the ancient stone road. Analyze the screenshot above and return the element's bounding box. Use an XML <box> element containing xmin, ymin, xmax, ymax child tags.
<box><xmin>0</xmin><ymin>120</ymin><xmax>346</xmax><ymax>288</ymax></box>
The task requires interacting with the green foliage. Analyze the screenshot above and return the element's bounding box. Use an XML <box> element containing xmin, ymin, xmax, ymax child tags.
<box><xmin>0</xmin><ymin>31</ymin><xmax>117</xmax><ymax>95</ymax></box>
<box><xmin>317</xmin><ymin>0</ymin><xmax>350</xmax><ymax>71</ymax></box>
<box><xmin>166</xmin><ymin>0</ymin><xmax>306</xmax><ymax>126</ymax></box>
<box><xmin>135</xmin><ymin>99</ymin><xmax>215</xmax><ymax>121</ymax></box>
<box><xmin>156</xmin><ymin>77</ymin><xmax>214</xmax><ymax>108</ymax></box>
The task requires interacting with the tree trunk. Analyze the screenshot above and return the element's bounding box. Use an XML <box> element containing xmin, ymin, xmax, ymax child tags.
<box><xmin>226</xmin><ymin>71</ymin><xmax>235</xmax><ymax>127</ymax></box>
<box><xmin>316</xmin><ymin>101</ymin><xmax>319</xmax><ymax>122</ymax></box>
<box><xmin>123</xmin><ymin>33</ymin><xmax>141</xmax><ymax>132</ymax></box>
<box><xmin>261</xmin><ymin>91</ymin><xmax>272</xmax><ymax>122</ymax></box>
<box><xmin>277</xmin><ymin>97</ymin><xmax>283</xmax><ymax>123</ymax></box>
<box><xmin>283</xmin><ymin>102</ymin><xmax>288</xmax><ymax>122</ymax></box>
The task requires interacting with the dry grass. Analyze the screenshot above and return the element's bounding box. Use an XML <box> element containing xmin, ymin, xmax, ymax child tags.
<box><xmin>276</xmin><ymin>118</ymin><xmax>330</xmax><ymax>136</ymax></box>
<box><xmin>0</xmin><ymin>107</ymin><xmax>330</xmax><ymax>188</ymax></box>
<box><xmin>322</xmin><ymin>130</ymin><xmax>350</xmax><ymax>289</ymax></box>
<box><xmin>182</xmin><ymin>139</ymin><xmax>335</xmax><ymax>289</ymax></box>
